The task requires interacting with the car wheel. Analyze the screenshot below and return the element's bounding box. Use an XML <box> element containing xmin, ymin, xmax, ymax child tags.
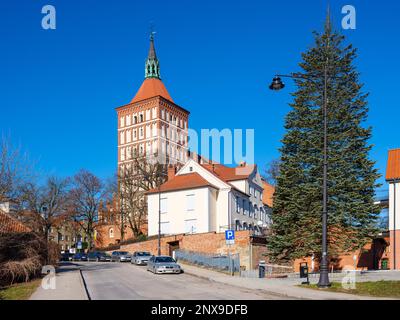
<box><xmin>97</xmin><ymin>258</ymin><xmax>100</xmax><ymax>262</ymax></box>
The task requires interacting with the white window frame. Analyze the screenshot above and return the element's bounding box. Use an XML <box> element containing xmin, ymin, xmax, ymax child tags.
<box><xmin>186</xmin><ymin>194</ymin><xmax>195</xmax><ymax>212</ymax></box>
<box><xmin>160</xmin><ymin>221</ymin><xmax>170</xmax><ymax>234</ymax></box>
<box><xmin>184</xmin><ymin>219</ymin><xmax>197</xmax><ymax>234</ymax></box>
<box><xmin>160</xmin><ymin>197</ymin><xmax>168</xmax><ymax>214</ymax></box>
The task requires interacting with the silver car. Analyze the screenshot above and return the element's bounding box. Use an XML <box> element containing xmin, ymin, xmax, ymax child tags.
<box><xmin>131</xmin><ymin>251</ymin><xmax>152</xmax><ymax>265</ymax></box>
<box><xmin>147</xmin><ymin>255</ymin><xmax>183</xmax><ymax>274</ymax></box>
<box><xmin>111</xmin><ymin>251</ymin><xmax>131</xmax><ymax>262</ymax></box>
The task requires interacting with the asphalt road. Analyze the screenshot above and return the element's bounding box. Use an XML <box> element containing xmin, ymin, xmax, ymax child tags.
<box><xmin>77</xmin><ymin>261</ymin><xmax>287</xmax><ymax>300</ymax></box>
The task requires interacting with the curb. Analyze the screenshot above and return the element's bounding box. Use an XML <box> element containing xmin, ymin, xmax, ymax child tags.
<box><xmin>179</xmin><ymin>263</ymin><xmax>386</xmax><ymax>300</ymax></box>
<box><xmin>179</xmin><ymin>263</ymin><xmax>299</xmax><ymax>300</ymax></box>
<box><xmin>79</xmin><ymin>268</ymin><xmax>91</xmax><ymax>300</ymax></box>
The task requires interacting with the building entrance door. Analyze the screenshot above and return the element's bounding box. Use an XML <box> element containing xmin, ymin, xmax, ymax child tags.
<box><xmin>168</xmin><ymin>241</ymin><xmax>180</xmax><ymax>257</ymax></box>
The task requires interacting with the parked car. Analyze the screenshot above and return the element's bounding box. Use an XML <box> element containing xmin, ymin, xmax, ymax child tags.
<box><xmin>147</xmin><ymin>255</ymin><xmax>183</xmax><ymax>274</ymax></box>
<box><xmin>131</xmin><ymin>251</ymin><xmax>151</xmax><ymax>265</ymax></box>
<box><xmin>88</xmin><ymin>251</ymin><xmax>112</xmax><ymax>262</ymax></box>
<box><xmin>72</xmin><ymin>252</ymin><xmax>88</xmax><ymax>261</ymax></box>
<box><xmin>111</xmin><ymin>251</ymin><xmax>131</xmax><ymax>262</ymax></box>
<box><xmin>60</xmin><ymin>253</ymin><xmax>74</xmax><ymax>261</ymax></box>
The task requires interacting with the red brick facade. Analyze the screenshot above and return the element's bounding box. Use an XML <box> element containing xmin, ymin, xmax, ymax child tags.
<box><xmin>389</xmin><ymin>230</ymin><xmax>400</xmax><ymax>270</ymax></box>
<box><xmin>294</xmin><ymin>237</ymin><xmax>390</xmax><ymax>272</ymax></box>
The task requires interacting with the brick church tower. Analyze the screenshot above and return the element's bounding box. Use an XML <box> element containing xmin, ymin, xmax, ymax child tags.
<box><xmin>116</xmin><ymin>33</ymin><xmax>190</xmax><ymax>170</ymax></box>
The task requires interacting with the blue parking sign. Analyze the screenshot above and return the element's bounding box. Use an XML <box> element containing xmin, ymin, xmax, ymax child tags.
<box><xmin>225</xmin><ymin>230</ymin><xmax>235</xmax><ymax>240</ymax></box>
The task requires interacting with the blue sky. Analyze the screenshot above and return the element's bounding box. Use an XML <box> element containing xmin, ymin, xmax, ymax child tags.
<box><xmin>1</xmin><ymin>0</ymin><xmax>399</xmax><ymax>194</ymax></box>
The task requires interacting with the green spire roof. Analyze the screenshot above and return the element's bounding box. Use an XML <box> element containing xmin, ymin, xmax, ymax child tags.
<box><xmin>145</xmin><ymin>32</ymin><xmax>161</xmax><ymax>79</ymax></box>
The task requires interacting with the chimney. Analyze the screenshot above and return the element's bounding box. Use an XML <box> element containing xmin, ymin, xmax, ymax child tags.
<box><xmin>190</xmin><ymin>151</ymin><xmax>200</xmax><ymax>163</ymax></box>
<box><xmin>167</xmin><ymin>165</ymin><xmax>176</xmax><ymax>181</ymax></box>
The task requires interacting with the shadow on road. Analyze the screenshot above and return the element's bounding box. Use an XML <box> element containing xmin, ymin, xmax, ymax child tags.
<box><xmin>75</xmin><ymin>261</ymin><xmax>127</xmax><ymax>272</ymax></box>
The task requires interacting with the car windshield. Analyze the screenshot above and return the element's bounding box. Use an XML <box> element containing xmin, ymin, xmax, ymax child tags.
<box><xmin>119</xmin><ymin>252</ymin><xmax>128</xmax><ymax>255</ymax></box>
<box><xmin>155</xmin><ymin>257</ymin><xmax>175</xmax><ymax>263</ymax></box>
<box><xmin>137</xmin><ymin>252</ymin><xmax>151</xmax><ymax>256</ymax></box>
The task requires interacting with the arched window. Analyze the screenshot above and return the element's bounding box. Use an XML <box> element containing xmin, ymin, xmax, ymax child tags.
<box><xmin>109</xmin><ymin>228</ymin><xmax>114</xmax><ymax>238</ymax></box>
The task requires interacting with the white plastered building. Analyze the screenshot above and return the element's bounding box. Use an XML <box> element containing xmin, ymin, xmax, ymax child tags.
<box><xmin>146</xmin><ymin>159</ymin><xmax>273</xmax><ymax>237</ymax></box>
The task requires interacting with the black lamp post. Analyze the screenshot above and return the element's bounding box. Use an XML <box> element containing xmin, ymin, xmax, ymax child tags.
<box><xmin>157</xmin><ymin>171</ymin><xmax>168</xmax><ymax>256</ymax></box>
<box><xmin>269</xmin><ymin>70</ymin><xmax>331</xmax><ymax>288</ymax></box>
<box><xmin>158</xmin><ymin>183</ymin><xmax>162</xmax><ymax>256</ymax></box>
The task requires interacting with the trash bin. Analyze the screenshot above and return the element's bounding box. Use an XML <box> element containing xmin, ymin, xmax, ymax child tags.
<box><xmin>300</xmin><ymin>262</ymin><xmax>309</xmax><ymax>284</ymax></box>
<box><xmin>300</xmin><ymin>264</ymin><xmax>308</xmax><ymax>278</ymax></box>
<box><xmin>259</xmin><ymin>263</ymin><xmax>266</xmax><ymax>278</ymax></box>
<box><xmin>381</xmin><ymin>259</ymin><xmax>388</xmax><ymax>270</ymax></box>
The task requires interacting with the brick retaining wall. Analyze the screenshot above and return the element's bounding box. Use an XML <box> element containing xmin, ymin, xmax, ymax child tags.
<box><xmin>110</xmin><ymin>230</ymin><xmax>269</xmax><ymax>270</ymax></box>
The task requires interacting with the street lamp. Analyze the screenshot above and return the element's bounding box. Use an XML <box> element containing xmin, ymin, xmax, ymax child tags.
<box><xmin>269</xmin><ymin>69</ymin><xmax>331</xmax><ymax>288</ymax></box>
<box><xmin>269</xmin><ymin>76</ymin><xmax>285</xmax><ymax>91</ymax></box>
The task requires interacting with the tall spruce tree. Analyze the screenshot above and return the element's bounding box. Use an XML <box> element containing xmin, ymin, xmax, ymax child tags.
<box><xmin>268</xmin><ymin>15</ymin><xmax>381</xmax><ymax>263</ymax></box>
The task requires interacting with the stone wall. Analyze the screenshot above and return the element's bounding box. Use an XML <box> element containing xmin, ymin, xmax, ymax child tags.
<box><xmin>110</xmin><ymin>230</ymin><xmax>269</xmax><ymax>270</ymax></box>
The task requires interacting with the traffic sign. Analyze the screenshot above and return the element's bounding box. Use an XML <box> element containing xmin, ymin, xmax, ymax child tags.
<box><xmin>225</xmin><ymin>230</ymin><xmax>235</xmax><ymax>240</ymax></box>
<box><xmin>77</xmin><ymin>241</ymin><xmax>82</xmax><ymax>249</ymax></box>
<box><xmin>225</xmin><ymin>230</ymin><xmax>235</xmax><ymax>245</ymax></box>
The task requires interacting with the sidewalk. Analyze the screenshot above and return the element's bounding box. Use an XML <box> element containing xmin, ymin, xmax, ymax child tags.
<box><xmin>30</xmin><ymin>263</ymin><xmax>88</xmax><ymax>300</ymax></box>
<box><xmin>179</xmin><ymin>263</ymin><xmax>393</xmax><ymax>300</ymax></box>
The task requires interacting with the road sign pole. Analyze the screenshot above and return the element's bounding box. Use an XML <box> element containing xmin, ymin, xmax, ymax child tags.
<box><xmin>225</xmin><ymin>230</ymin><xmax>235</xmax><ymax>276</ymax></box>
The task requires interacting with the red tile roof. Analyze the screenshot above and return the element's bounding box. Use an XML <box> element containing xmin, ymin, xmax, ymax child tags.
<box><xmin>146</xmin><ymin>163</ymin><xmax>257</xmax><ymax>195</ymax></box>
<box><xmin>131</xmin><ymin>78</ymin><xmax>173</xmax><ymax>104</ymax></box>
<box><xmin>0</xmin><ymin>209</ymin><xmax>31</xmax><ymax>234</ymax></box>
<box><xmin>201</xmin><ymin>163</ymin><xmax>254</xmax><ymax>181</ymax></box>
<box><xmin>386</xmin><ymin>149</ymin><xmax>400</xmax><ymax>181</ymax></box>
<box><xmin>262</xmin><ymin>180</ymin><xmax>275</xmax><ymax>207</ymax></box>
<box><xmin>147</xmin><ymin>172</ymin><xmax>217</xmax><ymax>194</ymax></box>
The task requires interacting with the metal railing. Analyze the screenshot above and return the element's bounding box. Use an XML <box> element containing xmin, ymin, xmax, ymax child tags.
<box><xmin>175</xmin><ymin>250</ymin><xmax>240</xmax><ymax>273</ymax></box>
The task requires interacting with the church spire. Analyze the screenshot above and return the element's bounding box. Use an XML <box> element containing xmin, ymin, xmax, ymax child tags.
<box><xmin>145</xmin><ymin>31</ymin><xmax>161</xmax><ymax>79</ymax></box>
